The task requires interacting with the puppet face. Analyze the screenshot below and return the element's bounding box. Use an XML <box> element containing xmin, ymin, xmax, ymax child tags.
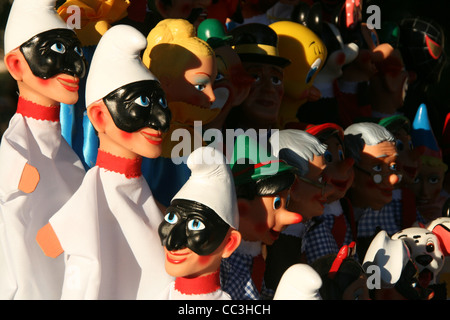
<box><xmin>13</xmin><ymin>29</ymin><xmax>87</xmax><ymax>106</ymax></box>
<box><xmin>352</xmin><ymin>141</ymin><xmax>399</xmax><ymax>210</ymax></box>
<box><xmin>271</xmin><ymin>22</ymin><xmax>326</xmax><ymax>100</ymax></box>
<box><xmin>159</xmin><ymin>200</ymin><xmax>232</xmax><ymax>278</ymax></box>
<box><xmin>103</xmin><ymin>80</ymin><xmax>171</xmax><ymax>133</ymax></box>
<box><xmin>410</xmin><ymin>163</ymin><xmax>445</xmax><ymax>206</ymax></box>
<box><xmin>289</xmin><ymin>154</ymin><xmax>331</xmax><ymax>220</ymax></box>
<box><xmin>164</xmin><ymin>52</ymin><xmax>216</xmax><ymax>110</ymax></box>
<box><xmin>239</xmin><ymin>62</ymin><xmax>284</xmax><ymax>129</ymax></box>
<box><xmin>20</xmin><ymin>29</ymin><xmax>86</xmax><ymax>80</ymax></box>
<box><xmin>322</xmin><ymin>136</ymin><xmax>355</xmax><ymax>203</ymax></box>
<box><xmin>393</xmin><ymin>128</ymin><xmax>419</xmax><ymax>186</ymax></box>
<box><xmin>238</xmin><ymin>189</ymin><xmax>301</xmax><ymax>245</ymax></box>
<box><xmin>159</xmin><ymin>199</ymin><xmax>230</xmax><ymax>256</ymax></box>
<box><xmin>392</xmin><ymin>227</ymin><xmax>444</xmax><ymax>288</ymax></box>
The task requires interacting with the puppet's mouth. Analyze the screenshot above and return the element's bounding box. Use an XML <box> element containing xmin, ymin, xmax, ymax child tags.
<box><xmin>418</xmin><ymin>268</ymin><xmax>433</xmax><ymax>289</ymax></box>
<box><xmin>166</xmin><ymin>251</ymin><xmax>190</xmax><ymax>264</ymax></box>
<box><xmin>141</xmin><ymin>131</ymin><xmax>162</xmax><ymax>145</ymax></box>
<box><xmin>57</xmin><ymin>77</ymin><xmax>79</xmax><ymax>91</ymax></box>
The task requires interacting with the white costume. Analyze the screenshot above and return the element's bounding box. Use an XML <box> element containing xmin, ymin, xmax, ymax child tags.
<box><xmin>0</xmin><ymin>0</ymin><xmax>86</xmax><ymax>300</ymax></box>
<box><xmin>48</xmin><ymin>150</ymin><xmax>171</xmax><ymax>299</ymax></box>
<box><xmin>38</xmin><ymin>24</ymin><xmax>173</xmax><ymax>299</ymax></box>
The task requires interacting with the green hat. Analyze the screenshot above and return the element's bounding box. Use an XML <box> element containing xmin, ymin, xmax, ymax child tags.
<box><xmin>378</xmin><ymin>115</ymin><xmax>411</xmax><ymax>134</ymax></box>
<box><xmin>197</xmin><ymin>18</ymin><xmax>232</xmax><ymax>49</ymax></box>
<box><xmin>230</xmin><ymin>134</ymin><xmax>294</xmax><ymax>186</ymax></box>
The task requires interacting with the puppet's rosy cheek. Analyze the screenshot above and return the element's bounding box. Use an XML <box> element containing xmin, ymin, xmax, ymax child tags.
<box><xmin>120</xmin><ymin>131</ymin><xmax>133</xmax><ymax>140</ymax></box>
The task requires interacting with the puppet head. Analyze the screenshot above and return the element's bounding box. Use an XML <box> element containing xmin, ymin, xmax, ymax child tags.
<box><xmin>3</xmin><ymin>0</ymin><xmax>87</xmax><ymax>106</ymax></box>
<box><xmin>143</xmin><ymin>18</ymin><xmax>217</xmax><ymax>124</ymax></box>
<box><xmin>392</xmin><ymin>226</ymin><xmax>444</xmax><ymax>289</ymax></box>
<box><xmin>197</xmin><ymin>18</ymin><xmax>254</xmax><ymax>130</ymax></box>
<box><xmin>85</xmin><ymin>24</ymin><xmax>171</xmax><ymax>160</ymax></box>
<box><xmin>159</xmin><ymin>146</ymin><xmax>241</xmax><ymax>278</ymax></box>
<box><xmin>230</xmin><ymin>134</ymin><xmax>302</xmax><ymax>245</ymax></box>
<box><xmin>226</xmin><ymin>23</ymin><xmax>290</xmax><ymax>130</ymax></box>
<box><xmin>410</xmin><ymin>104</ymin><xmax>448</xmax><ymax>219</ymax></box>
<box><xmin>270</xmin><ymin>129</ymin><xmax>331</xmax><ymax>220</ymax></box>
<box><xmin>269</xmin><ymin>20</ymin><xmax>327</xmax><ymax>127</ymax></box>
<box><xmin>307</xmin><ymin>123</ymin><xmax>355</xmax><ymax>203</ymax></box>
<box><xmin>379</xmin><ymin>115</ymin><xmax>419</xmax><ymax>186</ymax></box>
<box><xmin>363</xmin><ymin>230</ymin><xmax>434</xmax><ymax>300</ymax></box>
<box><xmin>344</xmin><ymin>122</ymin><xmax>400</xmax><ymax>210</ymax></box>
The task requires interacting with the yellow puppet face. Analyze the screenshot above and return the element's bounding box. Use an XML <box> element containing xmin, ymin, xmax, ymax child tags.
<box><xmin>270</xmin><ymin>21</ymin><xmax>327</xmax><ymax>100</ymax></box>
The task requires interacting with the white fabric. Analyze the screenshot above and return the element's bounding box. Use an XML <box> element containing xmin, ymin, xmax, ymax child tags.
<box><xmin>158</xmin><ymin>282</ymin><xmax>231</xmax><ymax>300</ymax></box>
<box><xmin>4</xmin><ymin>0</ymin><xmax>69</xmax><ymax>53</ymax></box>
<box><xmin>49</xmin><ymin>166</ymin><xmax>173</xmax><ymax>299</ymax></box>
<box><xmin>85</xmin><ymin>24</ymin><xmax>158</xmax><ymax>107</ymax></box>
<box><xmin>0</xmin><ymin>113</ymin><xmax>85</xmax><ymax>299</ymax></box>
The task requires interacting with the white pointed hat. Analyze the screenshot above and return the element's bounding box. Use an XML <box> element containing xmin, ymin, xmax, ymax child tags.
<box><xmin>172</xmin><ymin>146</ymin><xmax>239</xmax><ymax>229</ymax></box>
<box><xmin>273</xmin><ymin>264</ymin><xmax>322</xmax><ymax>300</ymax></box>
<box><xmin>4</xmin><ymin>0</ymin><xmax>70</xmax><ymax>54</ymax></box>
<box><xmin>85</xmin><ymin>24</ymin><xmax>158</xmax><ymax>107</ymax></box>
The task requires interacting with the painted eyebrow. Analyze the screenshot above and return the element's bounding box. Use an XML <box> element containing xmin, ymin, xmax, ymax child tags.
<box><xmin>309</xmin><ymin>41</ymin><xmax>316</xmax><ymax>47</ymax></box>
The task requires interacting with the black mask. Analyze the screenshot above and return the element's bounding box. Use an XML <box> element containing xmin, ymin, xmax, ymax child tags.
<box><xmin>103</xmin><ymin>80</ymin><xmax>171</xmax><ymax>133</ymax></box>
<box><xmin>159</xmin><ymin>199</ymin><xmax>230</xmax><ymax>256</ymax></box>
<box><xmin>20</xmin><ymin>29</ymin><xmax>87</xmax><ymax>79</ymax></box>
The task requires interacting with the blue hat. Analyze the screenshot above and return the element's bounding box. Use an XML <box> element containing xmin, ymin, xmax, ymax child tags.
<box><xmin>411</xmin><ymin>103</ymin><xmax>442</xmax><ymax>158</ymax></box>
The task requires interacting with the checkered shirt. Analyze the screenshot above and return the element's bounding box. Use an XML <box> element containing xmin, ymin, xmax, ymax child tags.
<box><xmin>357</xmin><ymin>190</ymin><xmax>426</xmax><ymax>237</ymax></box>
<box><xmin>220</xmin><ymin>251</ymin><xmax>274</xmax><ymax>300</ymax></box>
<box><xmin>302</xmin><ymin>202</ymin><xmax>355</xmax><ymax>264</ymax></box>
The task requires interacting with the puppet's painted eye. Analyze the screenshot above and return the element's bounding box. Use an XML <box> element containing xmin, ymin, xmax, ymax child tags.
<box><xmin>215</xmin><ymin>73</ymin><xmax>225</xmax><ymax>82</ymax></box>
<box><xmin>273</xmin><ymin>196</ymin><xmax>282</xmax><ymax>210</ymax></box>
<box><xmin>324</xmin><ymin>150</ymin><xmax>333</xmax><ymax>163</ymax></box>
<box><xmin>306</xmin><ymin>58</ymin><xmax>322</xmax><ymax>83</ymax></box>
<box><xmin>74</xmin><ymin>46</ymin><xmax>83</xmax><ymax>57</ymax></box>
<box><xmin>51</xmin><ymin>42</ymin><xmax>66</xmax><ymax>54</ymax></box>
<box><xmin>390</xmin><ymin>163</ymin><xmax>398</xmax><ymax>171</ymax></box>
<box><xmin>338</xmin><ymin>149</ymin><xmax>345</xmax><ymax>161</ymax></box>
<box><xmin>426</xmin><ymin>240</ymin><xmax>435</xmax><ymax>253</ymax></box>
<box><xmin>429</xmin><ymin>176</ymin><xmax>440</xmax><ymax>184</ymax></box>
<box><xmin>372</xmin><ymin>164</ymin><xmax>382</xmax><ymax>172</ymax></box>
<box><xmin>135</xmin><ymin>96</ymin><xmax>150</xmax><ymax>107</ymax></box>
<box><xmin>194</xmin><ymin>84</ymin><xmax>206</xmax><ymax>91</ymax></box>
<box><xmin>271</xmin><ymin>76</ymin><xmax>282</xmax><ymax>86</ymax></box>
<box><xmin>188</xmin><ymin>219</ymin><xmax>205</xmax><ymax>231</ymax></box>
<box><xmin>164</xmin><ymin>212</ymin><xmax>178</xmax><ymax>224</ymax></box>
<box><xmin>159</xmin><ymin>97</ymin><xmax>168</xmax><ymax>108</ymax></box>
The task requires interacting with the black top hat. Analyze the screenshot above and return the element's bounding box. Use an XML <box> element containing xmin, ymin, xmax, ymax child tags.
<box><xmin>229</xmin><ymin>23</ymin><xmax>291</xmax><ymax>68</ymax></box>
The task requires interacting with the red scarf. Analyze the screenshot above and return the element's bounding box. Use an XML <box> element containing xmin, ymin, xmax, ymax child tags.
<box><xmin>96</xmin><ymin>149</ymin><xmax>142</xmax><ymax>179</ymax></box>
<box><xmin>174</xmin><ymin>269</ymin><xmax>221</xmax><ymax>295</ymax></box>
<box><xmin>16</xmin><ymin>97</ymin><xmax>60</xmax><ymax>122</ymax></box>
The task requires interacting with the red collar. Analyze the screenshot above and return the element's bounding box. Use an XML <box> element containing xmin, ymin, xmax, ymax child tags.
<box><xmin>174</xmin><ymin>269</ymin><xmax>221</xmax><ymax>295</ymax></box>
<box><xmin>95</xmin><ymin>149</ymin><xmax>142</xmax><ymax>178</ymax></box>
<box><xmin>16</xmin><ymin>97</ymin><xmax>60</xmax><ymax>122</ymax></box>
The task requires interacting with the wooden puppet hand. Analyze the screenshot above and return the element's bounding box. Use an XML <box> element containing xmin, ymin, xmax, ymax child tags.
<box><xmin>18</xmin><ymin>163</ymin><xmax>40</xmax><ymax>193</ymax></box>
